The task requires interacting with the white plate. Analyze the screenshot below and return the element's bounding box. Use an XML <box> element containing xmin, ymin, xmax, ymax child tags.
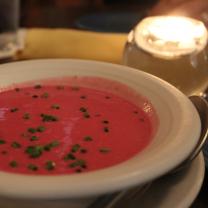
<box><xmin>133</xmin><ymin>152</ymin><xmax>205</xmax><ymax>208</ymax></box>
<box><xmin>0</xmin><ymin>60</ymin><xmax>201</xmax><ymax>202</ymax></box>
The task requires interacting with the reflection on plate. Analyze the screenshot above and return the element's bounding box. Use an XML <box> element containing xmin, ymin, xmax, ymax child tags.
<box><xmin>75</xmin><ymin>12</ymin><xmax>145</xmax><ymax>33</ymax></box>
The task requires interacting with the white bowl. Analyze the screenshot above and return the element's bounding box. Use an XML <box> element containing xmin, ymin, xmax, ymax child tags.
<box><xmin>0</xmin><ymin>59</ymin><xmax>201</xmax><ymax>205</ymax></box>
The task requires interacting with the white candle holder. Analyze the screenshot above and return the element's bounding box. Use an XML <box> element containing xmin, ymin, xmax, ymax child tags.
<box><xmin>123</xmin><ymin>16</ymin><xmax>208</xmax><ymax>96</ymax></box>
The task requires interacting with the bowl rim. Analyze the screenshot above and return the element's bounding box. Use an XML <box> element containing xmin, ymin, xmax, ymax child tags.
<box><xmin>0</xmin><ymin>59</ymin><xmax>201</xmax><ymax>199</ymax></box>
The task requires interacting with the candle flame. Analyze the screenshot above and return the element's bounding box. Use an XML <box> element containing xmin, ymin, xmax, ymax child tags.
<box><xmin>134</xmin><ymin>16</ymin><xmax>208</xmax><ymax>59</ymax></box>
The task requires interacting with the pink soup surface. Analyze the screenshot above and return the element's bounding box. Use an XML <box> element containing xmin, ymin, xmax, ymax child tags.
<box><xmin>0</xmin><ymin>77</ymin><xmax>158</xmax><ymax>175</ymax></box>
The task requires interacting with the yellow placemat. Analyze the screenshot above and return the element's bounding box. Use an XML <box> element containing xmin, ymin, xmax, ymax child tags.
<box><xmin>17</xmin><ymin>29</ymin><xmax>127</xmax><ymax>64</ymax></box>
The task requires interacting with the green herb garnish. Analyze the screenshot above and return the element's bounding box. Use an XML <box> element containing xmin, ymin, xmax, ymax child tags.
<box><xmin>0</xmin><ymin>139</ymin><xmax>6</xmax><ymax>144</ymax></box>
<box><xmin>34</xmin><ymin>84</ymin><xmax>42</xmax><ymax>89</ymax></box>
<box><xmin>71</xmin><ymin>144</ymin><xmax>81</xmax><ymax>153</ymax></box>
<box><xmin>44</xmin><ymin>140</ymin><xmax>60</xmax><ymax>151</ymax></box>
<box><xmin>45</xmin><ymin>161</ymin><xmax>56</xmax><ymax>170</ymax></box>
<box><xmin>41</xmin><ymin>92</ymin><xmax>49</xmax><ymax>98</ymax></box>
<box><xmin>103</xmin><ymin>127</ymin><xmax>109</xmax><ymax>133</ymax></box>
<box><xmin>79</xmin><ymin>107</ymin><xmax>87</xmax><ymax>112</ymax></box>
<box><xmin>23</xmin><ymin>113</ymin><xmax>31</xmax><ymax>120</ymax></box>
<box><xmin>10</xmin><ymin>108</ymin><xmax>18</xmax><ymax>113</ymax></box>
<box><xmin>11</xmin><ymin>142</ymin><xmax>21</xmax><ymax>149</ymax></box>
<box><xmin>71</xmin><ymin>86</ymin><xmax>80</xmax><ymax>91</ymax></box>
<box><xmin>99</xmin><ymin>147</ymin><xmax>111</xmax><ymax>153</ymax></box>
<box><xmin>80</xmin><ymin>95</ymin><xmax>87</xmax><ymax>99</ymax></box>
<box><xmin>84</xmin><ymin>136</ymin><xmax>93</xmax><ymax>142</ymax></box>
<box><xmin>80</xmin><ymin>148</ymin><xmax>87</xmax><ymax>154</ymax></box>
<box><xmin>32</xmin><ymin>95</ymin><xmax>39</xmax><ymax>98</ymax></box>
<box><xmin>9</xmin><ymin>160</ymin><xmax>18</xmax><ymax>168</ymax></box>
<box><xmin>36</xmin><ymin>126</ymin><xmax>46</xmax><ymax>132</ymax></box>
<box><xmin>51</xmin><ymin>104</ymin><xmax>60</xmax><ymax>110</ymax></box>
<box><xmin>25</xmin><ymin>146</ymin><xmax>43</xmax><ymax>158</ymax></box>
<box><xmin>28</xmin><ymin>164</ymin><xmax>38</xmax><ymax>171</ymax></box>
<box><xmin>41</xmin><ymin>114</ymin><xmax>58</xmax><ymax>122</ymax></box>
<box><xmin>69</xmin><ymin>159</ymin><xmax>86</xmax><ymax>168</ymax></box>
<box><xmin>102</xmin><ymin>120</ymin><xmax>109</xmax><ymax>124</ymax></box>
<box><xmin>30</xmin><ymin>136</ymin><xmax>39</xmax><ymax>141</ymax></box>
<box><xmin>28</xmin><ymin>127</ymin><xmax>37</xmax><ymax>134</ymax></box>
<box><xmin>15</xmin><ymin>88</ymin><xmax>20</xmax><ymax>92</ymax></box>
<box><xmin>75</xmin><ymin>169</ymin><xmax>82</xmax><ymax>173</ymax></box>
<box><xmin>83</xmin><ymin>113</ymin><xmax>90</xmax><ymax>118</ymax></box>
<box><xmin>63</xmin><ymin>153</ymin><xmax>76</xmax><ymax>161</ymax></box>
<box><xmin>56</xmin><ymin>85</ymin><xmax>65</xmax><ymax>90</ymax></box>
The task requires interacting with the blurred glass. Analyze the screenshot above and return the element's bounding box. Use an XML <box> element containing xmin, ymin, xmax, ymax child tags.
<box><xmin>0</xmin><ymin>0</ymin><xmax>19</xmax><ymax>59</ymax></box>
<box><xmin>123</xmin><ymin>16</ymin><xmax>208</xmax><ymax>96</ymax></box>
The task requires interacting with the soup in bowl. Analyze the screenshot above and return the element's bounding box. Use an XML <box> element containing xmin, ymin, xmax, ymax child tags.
<box><xmin>0</xmin><ymin>59</ymin><xmax>201</xmax><ymax>206</ymax></box>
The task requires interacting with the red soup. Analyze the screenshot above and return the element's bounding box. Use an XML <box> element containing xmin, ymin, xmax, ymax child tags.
<box><xmin>0</xmin><ymin>77</ymin><xmax>158</xmax><ymax>175</ymax></box>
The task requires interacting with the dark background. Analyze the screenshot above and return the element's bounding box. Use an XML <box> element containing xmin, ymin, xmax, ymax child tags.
<box><xmin>20</xmin><ymin>0</ymin><xmax>157</xmax><ymax>28</ymax></box>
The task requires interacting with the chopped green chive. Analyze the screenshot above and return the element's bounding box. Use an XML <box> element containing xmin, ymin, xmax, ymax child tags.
<box><xmin>99</xmin><ymin>147</ymin><xmax>111</xmax><ymax>153</ymax></box>
<box><xmin>102</xmin><ymin>120</ymin><xmax>109</xmax><ymax>124</ymax></box>
<box><xmin>63</xmin><ymin>153</ymin><xmax>76</xmax><ymax>161</ymax></box>
<box><xmin>36</xmin><ymin>126</ymin><xmax>46</xmax><ymax>132</ymax></box>
<box><xmin>79</xmin><ymin>107</ymin><xmax>87</xmax><ymax>112</ymax></box>
<box><xmin>41</xmin><ymin>114</ymin><xmax>58</xmax><ymax>122</ymax></box>
<box><xmin>41</xmin><ymin>92</ymin><xmax>49</xmax><ymax>98</ymax></box>
<box><xmin>51</xmin><ymin>104</ymin><xmax>60</xmax><ymax>110</ymax></box>
<box><xmin>80</xmin><ymin>148</ymin><xmax>87</xmax><ymax>154</ymax></box>
<box><xmin>30</xmin><ymin>136</ymin><xmax>39</xmax><ymax>141</ymax></box>
<box><xmin>10</xmin><ymin>108</ymin><xmax>18</xmax><ymax>113</ymax></box>
<box><xmin>83</xmin><ymin>113</ymin><xmax>90</xmax><ymax>118</ymax></box>
<box><xmin>34</xmin><ymin>84</ymin><xmax>42</xmax><ymax>89</ymax></box>
<box><xmin>25</xmin><ymin>146</ymin><xmax>43</xmax><ymax>158</ymax></box>
<box><xmin>9</xmin><ymin>160</ymin><xmax>18</xmax><ymax>168</ymax></box>
<box><xmin>71</xmin><ymin>86</ymin><xmax>80</xmax><ymax>91</ymax></box>
<box><xmin>21</xmin><ymin>132</ymin><xmax>29</xmax><ymax>138</ymax></box>
<box><xmin>44</xmin><ymin>140</ymin><xmax>60</xmax><ymax>151</ymax></box>
<box><xmin>50</xmin><ymin>140</ymin><xmax>60</xmax><ymax>147</ymax></box>
<box><xmin>28</xmin><ymin>164</ymin><xmax>38</xmax><ymax>171</ymax></box>
<box><xmin>56</xmin><ymin>85</ymin><xmax>65</xmax><ymax>90</ymax></box>
<box><xmin>69</xmin><ymin>159</ymin><xmax>86</xmax><ymax>168</ymax></box>
<box><xmin>0</xmin><ymin>139</ymin><xmax>6</xmax><ymax>144</ymax></box>
<box><xmin>84</xmin><ymin>136</ymin><xmax>93</xmax><ymax>141</ymax></box>
<box><xmin>103</xmin><ymin>127</ymin><xmax>109</xmax><ymax>133</ymax></box>
<box><xmin>11</xmin><ymin>142</ymin><xmax>21</xmax><ymax>148</ymax></box>
<box><xmin>28</xmin><ymin>128</ymin><xmax>37</xmax><ymax>134</ymax></box>
<box><xmin>71</xmin><ymin>144</ymin><xmax>81</xmax><ymax>153</ymax></box>
<box><xmin>80</xmin><ymin>95</ymin><xmax>87</xmax><ymax>99</ymax></box>
<box><xmin>15</xmin><ymin>88</ymin><xmax>20</xmax><ymax>92</ymax></box>
<box><xmin>45</xmin><ymin>161</ymin><xmax>56</xmax><ymax>170</ymax></box>
<box><xmin>23</xmin><ymin>113</ymin><xmax>30</xmax><ymax>120</ymax></box>
<box><xmin>32</xmin><ymin>95</ymin><xmax>38</xmax><ymax>98</ymax></box>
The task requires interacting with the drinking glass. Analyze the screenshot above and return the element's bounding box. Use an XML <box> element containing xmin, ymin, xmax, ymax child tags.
<box><xmin>123</xmin><ymin>16</ymin><xmax>208</xmax><ymax>97</ymax></box>
<box><xmin>0</xmin><ymin>0</ymin><xmax>19</xmax><ymax>60</ymax></box>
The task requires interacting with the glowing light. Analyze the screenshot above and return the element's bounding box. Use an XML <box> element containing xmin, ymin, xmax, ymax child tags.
<box><xmin>134</xmin><ymin>16</ymin><xmax>208</xmax><ymax>59</ymax></box>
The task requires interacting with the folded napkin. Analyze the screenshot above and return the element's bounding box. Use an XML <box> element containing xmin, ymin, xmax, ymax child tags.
<box><xmin>17</xmin><ymin>29</ymin><xmax>127</xmax><ymax>64</ymax></box>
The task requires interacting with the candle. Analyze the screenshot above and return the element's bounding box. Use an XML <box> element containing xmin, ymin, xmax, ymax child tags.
<box><xmin>123</xmin><ymin>16</ymin><xmax>208</xmax><ymax>96</ymax></box>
